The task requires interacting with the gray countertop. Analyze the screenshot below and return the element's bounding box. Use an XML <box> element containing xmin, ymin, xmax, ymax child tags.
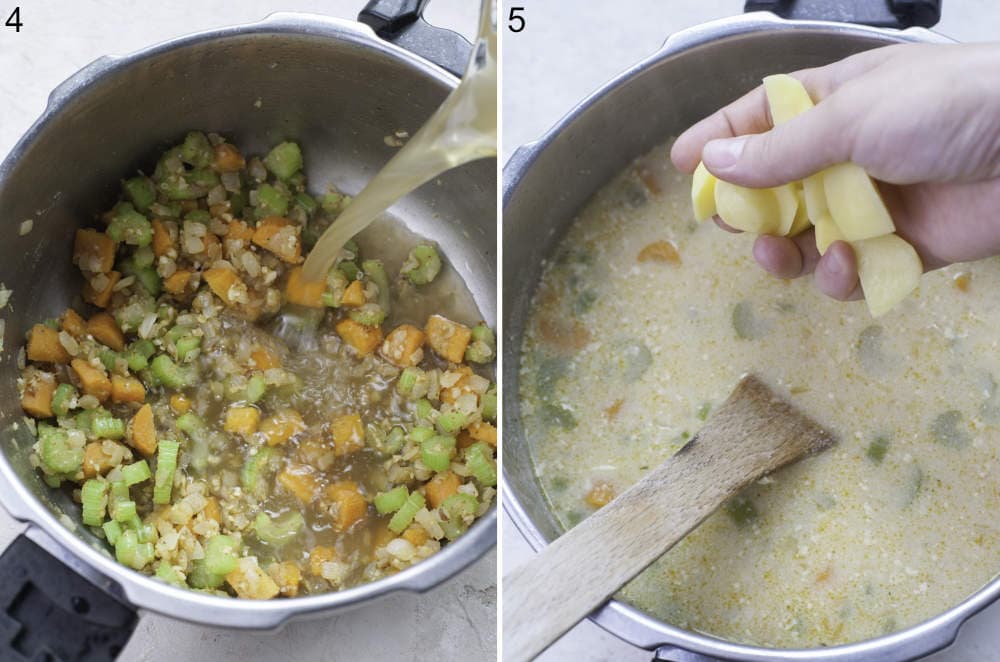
<box><xmin>0</xmin><ymin>2</ymin><xmax>495</xmax><ymax>661</ymax></box>
<box><xmin>501</xmin><ymin>1</ymin><xmax>1000</xmax><ymax>660</ymax></box>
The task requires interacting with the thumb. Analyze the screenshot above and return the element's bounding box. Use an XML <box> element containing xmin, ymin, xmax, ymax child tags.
<box><xmin>701</xmin><ymin>100</ymin><xmax>854</xmax><ymax>188</ymax></box>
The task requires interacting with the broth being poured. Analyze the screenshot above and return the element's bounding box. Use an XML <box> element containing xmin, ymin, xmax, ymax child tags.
<box><xmin>301</xmin><ymin>0</ymin><xmax>497</xmax><ymax>282</ymax></box>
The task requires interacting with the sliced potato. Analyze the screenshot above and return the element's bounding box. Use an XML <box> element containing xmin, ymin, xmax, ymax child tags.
<box><xmin>714</xmin><ymin>180</ymin><xmax>798</xmax><ymax>235</ymax></box>
<box><xmin>787</xmin><ymin>186</ymin><xmax>811</xmax><ymax>237</ymax></box>
<box><xmin>691</xmin><ymin>162</ymin><xmax>718</xmax><ymax>221</ymax></box>
<box><xmin>853</xmin><ymin>233</ymin><xmax>923</xmax><ymax>317</ymax></box>
<box><xmin>824</xmin><ymin>162</ymin><xmax>895</xmax><ymax>241</ymax></box>
<box><xmin>802</xmin><ymin>171</ymin><xmax>829</xmax><ymax>220</ymax></box>
<box><xmin>814</xmin><ymin>213</ymin><xmax>845</xmax><ymax>255</ymax></box>
<box><xmin>763</xmin><ymin>74</ymin><xmax>814</xmax><ymax>125</ymax></box>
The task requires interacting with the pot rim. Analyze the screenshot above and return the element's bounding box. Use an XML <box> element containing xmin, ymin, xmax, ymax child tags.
<box><xmin>501</xmin><ymin>11</ymin><xmax>981</xmax><ymax>662</ymax></box>
<box><xmin>0</xmin><ymin>11</ymin><xmax>495</xmax><ymax>631</ymax></box>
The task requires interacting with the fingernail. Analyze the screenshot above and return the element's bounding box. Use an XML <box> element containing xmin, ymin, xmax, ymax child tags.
<box><xmin>825</xmin><ymin>248</ymin><xmax>845</xmax><ymax>276</ymax></box>
<box><xmin>703</xmin><ymin>136</ymin><xmax>747</xmax><ymax>169</ymax></box>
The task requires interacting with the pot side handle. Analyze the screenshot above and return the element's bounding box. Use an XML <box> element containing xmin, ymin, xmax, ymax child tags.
<box><xmin>653</xmin><ymin>647</ymin><xmax>722</xmax><ymax>662</ymax></box>
<box><xmin>358</xmin><ymin>0</ymin><xmax>471</xmax><ymax>78</ymax></box>
<box><xmin>743</xmin><ymin>0</ymin><xmax>941</xmax><ymax>28</ymax></box>
<box><xmin>0</xmin><ymin>534</ymin><xmax>137</xmax><ymax>661</ymax></box>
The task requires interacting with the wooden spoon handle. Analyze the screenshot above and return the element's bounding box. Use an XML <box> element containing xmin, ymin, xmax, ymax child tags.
<box><xmin>502</xmin><ymin>376</ymin><xmax>832</xmax><ymax>662</ymax></box>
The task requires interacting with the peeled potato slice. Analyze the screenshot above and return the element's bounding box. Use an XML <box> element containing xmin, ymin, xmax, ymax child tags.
<box><xmin>763</xmin><ymin>74</ymin><xmax>814</xmax><ymax>125</ymax></box>
<box><xmin>802</xmin><ymin>172</ymin><xmax>829</xmax><ymax>220</ymax></box>
<box><xmin>814</xmin><ymin>213</ymin><xmax>844</xmax><ymax>255</ymax></box>
<box><xmin>714</xmin><ymin>180</ymin><xmax>798</xmax><ymax>235</ymax></box>
<box><xmin>691</xmin><ymin>162</ymin><xmax>718</xmax><ymax>221</ymax></box>
<box><xmin>823</xmin><ymin>162</ymin><xmax>895</xmax><ymax>241</ymax></box>
<box><xmin>787</xmin><ymin>186</ymin><xmax>811</xmax><ymax>237</ymax></box>
<box><xmin>853</xmin><ymin>234</ymin><xmax>923</xmax><ymax>317</ymax></box>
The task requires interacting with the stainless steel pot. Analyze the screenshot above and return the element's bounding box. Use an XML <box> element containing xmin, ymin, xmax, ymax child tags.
<box><xmin>0</xmin><ymin>5</ymin><xmax>496</xmax><ymax>654</ymax></box>
<box><xmin>501</xmin><ymin>11</ymin><xmax>979</xmax><ymax>662</ymax></box>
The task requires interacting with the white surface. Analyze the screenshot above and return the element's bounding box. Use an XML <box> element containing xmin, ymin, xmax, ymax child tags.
<box><xmin>501</xmin><ymin>1</ymin><xmax>1000</xmax><ymax>660</ymax></box>
<box><xmin>0</xmin><ymin>2</ymin><xmax>496</xmax><ymax>661</ymax></box>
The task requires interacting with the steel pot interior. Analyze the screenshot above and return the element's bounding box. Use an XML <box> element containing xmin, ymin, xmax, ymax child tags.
<box><xmin>0</xmin><ymin>13</ymin><xmax>496</xmax><ymax>629</ymax></box>
<box><xmin>502</xmin><ymin>13</ymin><xmax>981</xmax><ymax>662</ymax></box>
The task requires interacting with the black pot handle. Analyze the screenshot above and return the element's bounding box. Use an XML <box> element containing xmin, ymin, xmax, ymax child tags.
<box><xmin>744</xmin><ymin>0</ymin><xmax>942</xmax><ymax>28</ymax></box>
<box><xmin>359</xmin><ymin>0</ymin><xmax>472</xmax><ymax>77</ymax></box>
<box><xmin>0</xmin><ymin>534</ymin><xmax>137</xmax><ymax>661</ymax></box>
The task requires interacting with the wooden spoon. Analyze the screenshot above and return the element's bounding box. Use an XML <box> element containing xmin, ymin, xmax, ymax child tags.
<box><xmin>502</xmin><ymin>374</ymin><xmax>835</xmax><ymax>662</ymax></box>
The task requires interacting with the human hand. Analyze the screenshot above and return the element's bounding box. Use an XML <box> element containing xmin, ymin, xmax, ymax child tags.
<box><xmin>670</xmin><ymin>43</ymin><xmax>1000</xmax><ymax>300</ymax></box>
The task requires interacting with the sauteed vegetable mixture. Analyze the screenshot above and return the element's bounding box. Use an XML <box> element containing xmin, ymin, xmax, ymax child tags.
<box><xmin>18</xmin><ymin>132</ymin><xmax>496</xmax><ymax>598</ymax></box>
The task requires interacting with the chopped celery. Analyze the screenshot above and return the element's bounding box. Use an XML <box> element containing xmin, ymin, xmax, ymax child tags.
<box><xmin>361</xmin><ymin>259</ymin><xmax>391</xmax><ymax>313</ymax></box>
<box><xmin>867</xmin><ymin>437</ymin><xmax>890</xmax><ymax>463</ymax></box>
<box><xmin>203</xmin><ymin>535</ymin><xmax>240</xmax><ymax>575</ymax></box>
<box><xmin>91</xmin><ymin>413</ymin><xmax>125</xmax><ymax>440</ymax></box>
<box><xmin>253</xmin><ymin>511</ymin><xmax>304</xmax><ymax>546</ymax></box>
<box><xmin>397</xmin><ymin>367</ymin><xmax>421</xmax><ymax>396</ymax></box>
<box><xmin>348</xmin><ymin>304</ymin><xmax>386</xmax><ymax>327</ymax></box>
<box><xmin>80</xmin><ymin>479</ymin><xmax>108</xmax><ymax>527</ymax></box>
<box><xmin>135</xmin><ymin>265</ymin><xmax>162</xmax><ymax>297</ymax></box>
<box><xmin>112</xmin><ymin>499</ymin><xmax>137</xmax><ymax>523</ymax></box>
<box><xmin>102</xmin><ymin>520</ymin><xmax>123</xmax><ymax>545</ymax></box>
<box><xmin>338</xmin><ymin>261</ymin><xmax>360</xmax><ymax>281</ymax></box>
<box><xmin>388</xmin><ymin>491</ymin><xmax>425</xmax><ymax>534</ymax></box>
<box><xmin>240</xmin><ymin>446</ymin><xmax>275</xmax><ymax>495</ymax></box>
<box><xmin>186</xmin><ymin>558</ymin><xmax>225</xmax><ymax>589</ymax></box>
<box><xmin>264</xmin><ymin>142</ymin><xmax>303</xmax><ymax>181</ymax></box>
<box><xmin>383</xmin><ymin>426</ymin><xmax>406</xmax><ymax>454</ymax></box>
<box><xmin>184</xmin><ymin>209</ymin><xmax>211</xmax><ymax>224</ymax></box>
<box><xmin>155</xmin><ymin>561</ymin><xmax>184</xmax><ymax>587</ymax></box>
<box><xmin>115</xmin><ymin>530</ymin><xmax>153</xmax><ymax>570</ymax></box>
<box><xmin>294</xmin><ymin>192</ymin><xmax>317</xmax><ymax>214</ymax></box>
<box><xmin>374</xmin><ymin>486</ymin><xmax>408</xmax><ymax>514</ymax></box>
<box><xmin>150</xmin><ymin>354</ymin><xmax>193</xmax><ymax>389</ymax></box>
<box><xmin>254</xmin><ymin>183</ymin><xmax>289</xmax><ymax>218</ymax></box>
<box><xmin>51</xmin><ymin>383</ymin><xmax>78</xmax><ymax>417</ymax></box>
<box><xmin>126</xmin><ymin>339</ymin><xmax>155</xmax><ymax>372</ymax></box>
<box><xmin>409</xmin><ymin>426</ymin><xmax>435</xmax><ymax>444</ymax></box>
<box><xmin>98</xmin><ymin>349</ymin><xmax>121</xmax><ymax>372</ymax></box>
<box><xmin>465</xmin><ymin>442</ymin><xmax>496</xmax><ymax>487</ymax></box>
<box><xmin>246</xmin><ymin>374</ymin><xmax>267</xmax><ymax>403</ymax></box>
<box><xmin>133</xmin><ymin>246</ymin><xmax>155</xmax><ymax>269</ymax></box>
<box><xmin>153</xmin><ymin>439</ymin><xmax>180</xmax><ymax>504</ymax></box>
<box><xmin>321</xmin><ymin>191</ymin><xmax>347</xmax><ymax>214</ymax></box>
<box><xmin>421</xmin><ymin>435</ymin><xmax>456</xmax><ymax>472</ymax></box>
<box><xmin>176</xmin><ymin>412</ymin><xmax>205</xmax><ymax>437</ymax></box>
<box><xmin>38</xmin><ymin>424</ymin><xmax>83</xmax><ymax>475</ymax></box>
<box><xmin>439</xmin><ymin>493</ymin><xmax>478</xmax><ymax>540</ymax></box>
<box><xmin>179</xmin><ymin>131</ymin><xmax>213</xmax><ymax>168</ymax></box>
<box><xmin>107</xmin><ymin>203</ymin><xmax>153</xmax><ymax>247</ymax></box>
<box><xmin>465</xmin><ymin>323</ymin><xmax>496</xmax><ymax>363</ymax></box>
<box><xmin>436</xmin><ymin>411</ymin><xmax>467</xmax><ymax>435</ymax></box>
<box><xmin>174</xmin><ymin>334</ymin><xmax>201</xmax><ymax>362</ymax></box>
<box><xmin>124</xmin><ymin>176</ymin><xmax>156</xmax><ymax>212</ymax></box>
<box><xmin>122</xmin><ymin>460</ymin><xmax>151</xmax><ymax>486</ymax></box>
<box><xmin>401</xmin><ymin>244</ymin><xmax>441</xmax><ymax>285</ymax></box>
<box><xmin>415</xmin><ymin>399</ymin><xmax>434</xmax><ymax>422</ymax></box>
<box><xmin>481</xmin><ymin>385</ymin><xmax>497</xmax><ymax>422</ymax></box>
<box><xmin>725</xmin><ymin>494</ymin><xmax>758</xmax><ymax>526</ymax></box>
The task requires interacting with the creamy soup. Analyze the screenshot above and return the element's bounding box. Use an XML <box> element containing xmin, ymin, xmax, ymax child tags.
<box><xmin>519</xmin><ymin>141</ymin><xmax>1000</xmax><ymax>648</ymax></box>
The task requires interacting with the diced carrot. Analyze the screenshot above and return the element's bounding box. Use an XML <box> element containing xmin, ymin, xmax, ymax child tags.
<box><xmin>340</xmin><ymin>280</ymin><xmax>365</xmax><ymax>307</ymax></box>
<box><xmin>21</xmin><ymin>371</ymin><xmax>56</xmax><ymax>418</ymax></box>
<box><xmin>151</xmin><ymin>219</ymin><xmax>174</xmax><ymax>258</ymax></box>
<box><xmin>260</xmin><ymin>409</ymin><xmax>306</xmax><ymax>446</ymax></box>
<box><xmin>278</xmin><ymin>464</ymin><xmax>319</xmax><ymax>503</ymax></box>
<box><xmin>224</xmin><ymin>406</ymin><xmax>260</xmax><ymax>435</ymax></box>
<box><xmin>201</xmin><ymin>231</ymin><xmax>221</xmax><ymax>256</ymax></box>
<box><xmin>380</xmin><ymin>324</ymin><xmax>426</xmax><ymax>367</ymax></box>
<box><xmin>252</xmin><ymin>216</ymin><xmax>301</xmax><ymax>264</ymax></box>
<box><xmin>87</xmin><ymin>312</ymin><xmax>124</xmax><ymax>351</ymax></box>
<box><xmin>27</xmin><ymin>324</ymin><xmax>70</xmax><ymax>364</ymax></box>
<box><xmin>637</xmin><ymin>240</ymin><xmax>681</xmax><ymax>265</ymax></box>
<box><xmin>226</xmin><ymin>220</ymin><xmax>255</xmax><ymax>242</ymax></box>
<box><xmin>250</xmin><ymin>346</ymin><xmax>280</xmax><ymax>370</ymax></box>
<box><xmin>425</xmin><ymin>314</ymin><xmax>472</xmax><ymax>363</ymax></box>
<box><xmin>129</xmin><ymin>403</ymin><xmax>157</xmax><ymax>456</ymax></box>
<box><xmin>82</xmin><ymin>270</ymin><xmax>120</xmax><ymax>309</ymax></box>
<box><xmin>284</xmin><ymin>266</ymin><xmax>325</xmax><ymax>308</ymax></box>
<box><xmin>308</xmin><ymin>546</ymin><xmax>336</xmax><ymax>577</ymax></box>
<box><xmin>203</xmin><ymin>267</ymin><xmax>244</xmax><ymax>305</ymax></box>
<box><xmin>71</xmin><ymin>358</ymin><xmax>112</xmax><ymax>402</ymax></box>
<box><xmin>163</xmin><ymin>270</ymin><xmax>192</xmax><ymax>296</ymax></box>
<box><xmin>955</xmin><ymin>272</ymin><xmax>971</xmax><ymax>292</ymax></box>
<box><xmin>226</xmin><ymin>557</ymin><xmax>279</xmax><ymax>600</ymax></box>
<box><xmin>605</xmin><ymin>399</ymin><xmax>625</xmax><ymax>420</ymax></box>
<box><xmin>402</xmin><ymin>525</ymin><xmax>429</xmax><ymax>547</ymax></box>
<box><xmin>267</xmin><ymin>561</ymin><xmax>302</xmax><ymax>597</ymax></box>
<box><xmin>467</xmin><ymin>421</ymin><xmax>497</xmax><ymax>447</ymax></box>
<box><xmin>371</xmin><ymin>523</ymin><xmax>396</xmax><ymax>549</ymax></box>
<box><xmin>335</xmin><ymin>318</ymin><xmax>383</xmax><ymax>356</ymax></box>
<box><xmin>537</xmin><ymin>315</ymin><xmax>591</xmax><ymax>352</ymax></box>
<box><xmin>213</xmin><ymin>143</ymin><xmax>246</xmax><ymax>172</ymax></box>
<box><xmin>83</xmin><ymin>441</ymin><xmax>127</xmax><ymax>478</ymax></box>
<box><xmin>326</xmin><ymin>481</ymin><xmax>367</xmax><ymax>531</ymax></box>
<box><xmin>203</xmin><ymin>496</ymin><xmax>222</xmax><ymax>523</ymax></box>
<box><xmin>111</xmin><ymin>375</ymin><xmax>146</xmax><ymax>404</ymax></box>
<box><xmin>586</xmin><ymin>482</ymin><xmax>615</xmax><ymax>509</ymax></box>
<box><xmin>440</xmin><ymin>367</ymin><xmax>475</xmax><ymax>405</ymax></box>
<box><xmin>73</xmin><ymin>229</ymin><xmax>116</xmax><ymax>273</ymax></box>
<box><xmin>426</xmin><ymin>471</ymin><xmax>461</xmax><ymax>509</ymax></box>
<box><xmin>169</xmin><ymin>393</ymin><xmax>191</xmax><ymax>415</ymax></box>
<box><xmin>330</xmin><ymin>413</ymin><xmax>364</xmax><ymax>456</ymax></box>
<box><xmin>60</xmin><ymin>309</ymin><xmax>87</xmax><ymax>338</ymax></box>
